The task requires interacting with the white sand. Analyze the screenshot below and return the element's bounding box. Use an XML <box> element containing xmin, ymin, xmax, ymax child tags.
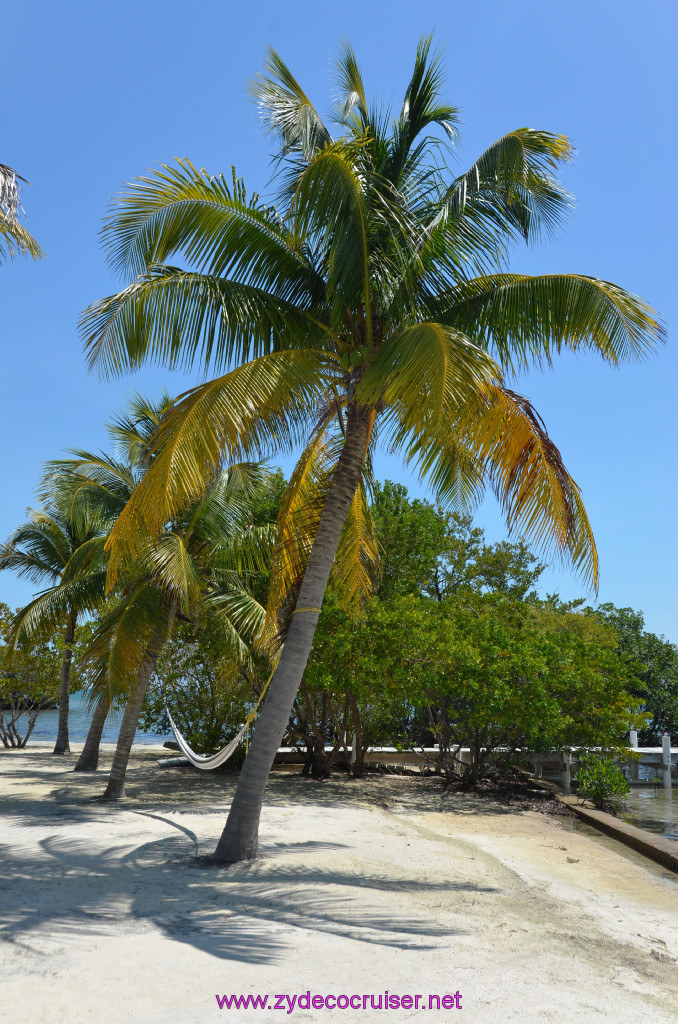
<box><xmin>1</xmin><ymin>744</ymin><xmax>677</xmax><ymax>1023</ymax></box>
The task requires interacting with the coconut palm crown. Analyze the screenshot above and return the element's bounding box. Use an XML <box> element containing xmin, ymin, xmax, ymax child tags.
<box><xmin>80</xmin><ymin>37</ymin><xmax>664</xmax><ymax>860</ymax></box>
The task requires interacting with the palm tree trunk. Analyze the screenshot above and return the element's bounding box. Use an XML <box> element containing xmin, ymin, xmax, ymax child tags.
<box><xmin>73</xmin><ymin>697</ymin><xmax>110</xmax><ymax>771</ymax></box>
<box><xmin>101</xmin><ymin>654</ymin><xmax>157</xmax><ymax>800</ymax></box>
<box><xmin>101</xmin><ymin>603</ymin><xmax>175</xmax><ymax>800</ymax></box>
<box><xmin>212</xmin><ymin>405</ymin><xmax>373</xmax><ymax>864</ymax></box>
<box><xmin>53</xmin><ymin>615</ymin><xmax>76</xmax><ymax>755</ymax></box>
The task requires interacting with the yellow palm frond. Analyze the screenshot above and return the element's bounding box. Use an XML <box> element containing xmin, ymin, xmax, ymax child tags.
<box><xmin>263</xmin><ymin>403</ymin><xmax>343</xmax><ymax>644</ymax></box>
<box><xmin>105</xmin><ymin>349</ymin><xmax>333</xmax><ymax>584</ymax></box>
<box><xmin>330</xmin><ymin>478</ymin><xmax>379</xmax><ymax>615</ymax></box>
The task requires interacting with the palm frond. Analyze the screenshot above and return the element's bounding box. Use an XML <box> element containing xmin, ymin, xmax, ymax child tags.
<box><xmin>81</xmin><ymin>266</ymin><xmax>332</xmax><ymax>379</ymax></box>
<box><xmin>333</xmin><ymin>40</ymin><xmax>370</xmax><ymax>132</ymax></box>
<box><xmin>290</xmin><ymin>140</ymin><xmax>375</xmax><ymax>335</ymax></box>
<box><xmin>203</xmin><ymin>588</ymin><xmax>266</xmax><ymax>655</ymax></box>
<box><xmin>5</xmin><ymin>572</ymin><xmax>108</xmax><ymax>650</ymax></box>
<box><xmin>0</xmin><ymin>165</ymin><xmax>43</xmax><ymax>262</ymax></box>
<box><xmin>264</xmin><ymin>404</ymin><xmax>346</xmax><ymax>641</ymax></box>
<box><xmin>388</xmin><ymin>34</ymin><xmax>459</xmax><ymax>184</ymax></box>
<box><xmin>147</xmin><ymin>533</ymin><xmax>203</xmax><ymax>609</ymax></box>
<box><xmin>434</xmin><ymin>273</ymin><xmax>665</xmax><ymax>370</ymax></box>
<box><xmin>104</xmin><ymin>351</ymin><xmax>334</xmax><ymax>582</ymax></box>
<box><xmin>330</xmin><ymin>479</ymin><xmax>379</xmax><ymax>614</ymax></box>
<box><xmin>249</xmin><ymin>48</ymin><xmax>332</xmax><ymax>160</ymax></box>
<box><xmin>81</xmin><ymin>584</ymin><xmax>170</xmax><ymax>703</ymax></box>
<box><xmin>440</xmin><ymin>128</ymin><xmax>574</xmax><ymax>244</ymax></box>
<box><xmin>357</xmin><ymin>321</ymin><xmax>500</xmax><ymax>433</ymax></box>
<box><xmin>99</xmin><ymin>158</ymin><xmax>319</xmax><ymax>289</ymax></box>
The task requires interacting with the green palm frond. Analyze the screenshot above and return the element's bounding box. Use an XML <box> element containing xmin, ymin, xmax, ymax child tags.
<box><xmin>81</xmin><ymin>266</ymin><xmax>332</xmax><ymax>378</ymax></box>
<box><xmin>0</xmin><ymin>515</ymin><xmax>70</xmax><ymax>580</ymax></box>
<box><xmin>99</xmin><ymin>159</ymin><xmax>317</xmax><ymax>289</ymax></box>
<box><xmin>433</xmin><ymin>273</ymin><xmax>665</xmax><ymax>370</ymax></box>
<box><xmin>334</xmin><ymin>40</ymin><xmax>370</xmax><ymax>132</ymax></box>
<box><xmin>290</xmin><ymin>140</ymin><xmax>375</xmax><ymax>334</ymax></box>
<box><xmin>61</xmin><ymin>537</ymin><xmax>108</xmax><ymax>584</ymax></box>
<box><xmin>388</xmin><ymin>35</ymin><xmax>459</xmax><ymax>184</ymax></box>
<box><xmin>206</xmin><ymin>524</ymin><xmax>277</xmax><ymax>577</ymax></box>
<box><xmin>148</xmin><ymin>533</ymin><xmax>203</xmax><ymax>608</ymax></box>
<box><xmin>81</xmin><ymin>583</ymin><xmax>170</xmax><ymax>703</ymax></box>
<box><xmin>106</xmin><ymin>390</ymin><xmax>175</xmax><ymax>466</ymax></box>
<box><xmin>6</xmin><ymin>572</ymin><xmax>108</xmax><ymax>651</ymax></box>
<box><xmin>440</xmin><ymin>128</ymin><xmax>574</xmax><ymax>244</ymax></box>
<box><xmin>203</xmin><ymin>588</ymin><xmax>266</xmax><ymax>654</ymax></box>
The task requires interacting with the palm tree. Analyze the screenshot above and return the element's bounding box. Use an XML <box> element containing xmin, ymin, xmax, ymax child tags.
<box><xmin>80</xmin><ymin>38</ymin><xmax>664</xmax><ymax>860</ymax></box>
<box><xmin>46</xmin><ymin>392</ymin><xmax>176</xmax><ymax>770</ymax></box>
<box><xmin>0</xmin><ymin>495</ymin><xmax>109</xmax><ymax>754</ymax></box>
<box><xmin>47</xmin><ymin>394</ymin><xmax>274</xmax><ymax>796</ymax></box>
<box><xmin>87</xmin><ymin>461</ymin><xmax>274</xmax><ymax>799</ymax></box>
<box><xmin>0</xmin><ymin>164</ymin><xmax>43</xmax><ymax>262</ymax></box>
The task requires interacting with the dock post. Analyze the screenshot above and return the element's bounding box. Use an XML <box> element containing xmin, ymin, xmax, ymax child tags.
<box><xmin>560</xmin><ymin>750</ymin><xmax>571</xmax><ymax>795</ymax></box>
<box><xmin>662</xmin><ymin>732</ymin><xmax>672</xmax><ymax>790</ymax></box>
<box><xmin>629</xmin><ymin>729</ymin><xmax>639</xmax><ymax>781</ymax></box>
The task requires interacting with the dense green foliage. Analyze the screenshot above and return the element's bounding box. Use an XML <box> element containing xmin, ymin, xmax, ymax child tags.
<box><xmin>303</xmin><ymin>591</ymin><xmax>638</xmax><ymax>782</ymax></box>
<box><xmin>371</xmin><ymin>480</ymin><xmax>545</xmax><ymax>601</ymax></box>
<box><xmin>586</xmin><ymin>604</ymin><xmax>678</xmax><ymax>743</ymax></box>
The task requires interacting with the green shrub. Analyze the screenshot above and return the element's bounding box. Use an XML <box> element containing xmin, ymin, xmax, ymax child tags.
<box><xmin>574</xmin><ymin>751</ymin><xmax>629</xmax><ymax>810</ymax></box>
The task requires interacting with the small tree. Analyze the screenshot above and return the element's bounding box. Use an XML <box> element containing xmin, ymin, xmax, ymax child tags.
<box><xmin>0</xmin><ymin>603</ymin><xmax>59</xmax><ymax>747</ymax></box>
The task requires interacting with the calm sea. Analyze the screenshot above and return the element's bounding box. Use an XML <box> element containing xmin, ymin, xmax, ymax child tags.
<box><xmin>23</xmin><ymin>691</ymin><xmax>167</xmax><ymax>746</ymax></box>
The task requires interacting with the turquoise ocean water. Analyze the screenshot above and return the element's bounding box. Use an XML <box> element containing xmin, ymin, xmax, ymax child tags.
<box><xmin>23</xmin><ymin>691</ymin><xmax>166</xmax><ymax>746</ymax></box>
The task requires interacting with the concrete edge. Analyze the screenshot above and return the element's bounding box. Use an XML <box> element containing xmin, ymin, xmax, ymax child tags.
<box><xmin>525</xmin><ymin>775</ymin><xmax>678</xmax><ymax>874</ymax></box>
<box><xmin>558</xmin><ymin>794</ymin><xmax>678</xmax><ymax>874</ymax></box>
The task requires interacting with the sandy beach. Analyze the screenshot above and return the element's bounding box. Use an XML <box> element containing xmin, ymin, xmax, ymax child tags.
<box><xmin>1</xmin><ymin>744</ymin><xmax>677</xmax><ymax>1023</ymax></box>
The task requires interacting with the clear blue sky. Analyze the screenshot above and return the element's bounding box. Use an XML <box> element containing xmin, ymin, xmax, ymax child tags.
<box><xmin>2</xmin><ymin>0</ymin><xmax>676</xmax><ymax>640</ymax></box>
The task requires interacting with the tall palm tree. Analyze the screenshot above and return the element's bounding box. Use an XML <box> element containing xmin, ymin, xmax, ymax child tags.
<box><xmin>0</xmin><ymin>494</ymin><xmax>109</xmax><ymax>754</ymax></box>
<box><xmin>80</xmin><ymin>38</ymin><xmax>664</xmax><ymax>860</ymax></box>
<box><xmin>0</xmin><ymin>164</ymin><xmax>43</xmax><ymax>262</ymax></box>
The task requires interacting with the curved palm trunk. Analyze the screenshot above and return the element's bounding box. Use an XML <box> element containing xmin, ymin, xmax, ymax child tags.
<box><xmin>73</xmin><ymin>697</ymin><xmax>110</xmax><ymax>771</ymax></box>
<box><xmin>213</xmin><ymin>406</ymin><xmax>372</xmax><ymax>864</ymax></box>
<box><xmin>102</xmin><ymin>604</ymin><xmax>175</xmax><ymax>801</ymax></box>
<box><xmin>101</xmin><ymin>655</ymin><xmax>157</xmax><ymax>800</ymax></box>
<box><xmin>53</xmin><ymin>615</ymin><xmax>76</xmax><ymax>755</ymax></box>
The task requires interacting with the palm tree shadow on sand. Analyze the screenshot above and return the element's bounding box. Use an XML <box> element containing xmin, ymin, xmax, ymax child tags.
<box><xmin>0</xmin><ymin>822</ymin><xmax>490</xmax><ymax>966</ymax></box>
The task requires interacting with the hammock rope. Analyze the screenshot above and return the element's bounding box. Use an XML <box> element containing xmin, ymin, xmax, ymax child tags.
<box><xmin>162</xmin><ymin>657</ymin><xmax>278</xmax><ymax>770</ymax></box>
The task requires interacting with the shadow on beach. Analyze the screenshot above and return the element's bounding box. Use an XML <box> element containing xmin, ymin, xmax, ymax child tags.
<box><xmin>0</xmin><ymin>746</ymin><xmax>500</xmax><ymax>967</ymax></box>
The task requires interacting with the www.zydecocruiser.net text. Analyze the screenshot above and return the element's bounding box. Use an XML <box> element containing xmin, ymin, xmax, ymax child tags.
<box><xmin>215</xmin><ymin>991</ymin><xmax>463</xmax><ymax>1011</ymax></box>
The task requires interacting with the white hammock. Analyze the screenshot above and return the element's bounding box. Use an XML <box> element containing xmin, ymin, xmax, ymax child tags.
<box><xmin>163</xmin><ymin>702</ymin><xmax>248</xmax><ymax>770</ymax></box>
<box><xmin>159</xmin><ymin>654</ymin><xmax>282</xmax><ymax>771</ymax></box>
